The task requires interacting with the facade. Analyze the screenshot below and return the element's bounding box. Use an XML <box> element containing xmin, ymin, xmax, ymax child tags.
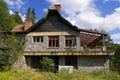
<box><xmin>12</xmin><ymin>5</ymin><xmax>113</xmax><ymax>71</ymax></box>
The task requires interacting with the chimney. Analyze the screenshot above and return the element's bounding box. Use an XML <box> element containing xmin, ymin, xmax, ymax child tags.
<box><xmin>50</xmin><ymin>4</ymin><xmax>61</xmax><ymax>12</ymax></box>
<box><xmin>54</xmin><ymin>4</ymin><xmax>61</xmax><ymax>12</ymax></box>
<box><xmin>24</xmin><ymin>20</ymin><xmax>32</xmax><ymax>31</ymax></box>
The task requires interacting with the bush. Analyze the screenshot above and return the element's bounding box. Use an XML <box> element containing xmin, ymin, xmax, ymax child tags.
<box><xmin>40</xmin><ymin>57</ymin><xmax>54</xmax><ymax>72</ymax></box>
<box><xmin>0</xmin><ymin>50</ymin><xmax>12</xmax><ymax>71</ymax></box>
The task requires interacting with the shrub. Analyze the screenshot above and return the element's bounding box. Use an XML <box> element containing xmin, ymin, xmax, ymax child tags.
<box><xmin>0</xmin><ymin>50</ymin><xmax>12</xmax><ymax>71</ymax></box>
<box><xmin>40</xmin><ymin>57</ymin><xmax>54</xmax><ymax>72</ymax></box>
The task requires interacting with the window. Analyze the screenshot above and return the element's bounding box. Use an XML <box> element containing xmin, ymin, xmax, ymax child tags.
<box><xmin>65</xmin><ymin>36</ymin><xmax>76</xmax><ymax>47</ymax></box>
<box><xmin>33</xmin><ymin>36</ymin><xmax>43</xmax><ymax>42</ymax></box>
<box><xmin>49</xmin><ymin>36</ymin><xmax>59</xmax><ymax>47</ymax></box>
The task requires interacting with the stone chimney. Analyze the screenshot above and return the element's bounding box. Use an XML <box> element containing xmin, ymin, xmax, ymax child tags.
<box><xmin>24</xmin><ymin>20</ymin><xmax>32</xmax><ymax>31</ymax></box>
<box><xmin>50</xmin><ymin>4</ymin><xmax>61</xmax><ymax>12</ymax></box>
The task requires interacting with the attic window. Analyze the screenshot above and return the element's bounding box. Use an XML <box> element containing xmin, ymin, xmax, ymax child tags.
<box><xmin>33</xmin><ymin>36</ymin><xmax>43</xmax><ymax>42</ymax></box>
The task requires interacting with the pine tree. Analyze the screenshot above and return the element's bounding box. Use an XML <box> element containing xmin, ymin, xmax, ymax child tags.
<box><xmin>25</xmin><ymin>8</ymin><xmax>36</xmax><ymax>24</ymax></box>
<box><xmin>26</xmin><ymin>7</ymin><xmax>31</xmax><ymax>21</ymax></box>
<box><xmin>31</xmin><ymin>8</ymin><xmax>36</xmax><ymax>24</ymax></box>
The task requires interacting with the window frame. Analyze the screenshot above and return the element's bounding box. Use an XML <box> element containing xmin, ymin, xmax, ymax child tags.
<box><xmin>33</xmin><ymin>36</ymin><xmax>43</xmax><ymax>43</ymax></box>
<box><xmin>65</xmin><ymin>35</ymin><xmax>76</xmax><ymax>47</ymax></box>
<box><xmin>48</xmin><ymin>36</ymin><xmax>59</xmax><ymax>47</ymax></box>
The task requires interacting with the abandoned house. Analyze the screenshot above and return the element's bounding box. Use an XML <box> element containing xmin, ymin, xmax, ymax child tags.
<box><xmin>11</xmin><ymin>5</ymin><xmax>114</xmax><ymax>71</ymax></box>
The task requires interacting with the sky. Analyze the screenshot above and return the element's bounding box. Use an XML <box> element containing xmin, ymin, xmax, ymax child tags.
<box><xmin>4</xmin><ymin>0</ymin><xmax>120</xmax><ymax>44</ymax></box>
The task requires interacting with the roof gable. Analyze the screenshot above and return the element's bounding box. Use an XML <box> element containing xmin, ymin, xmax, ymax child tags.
<box><xmin>25</xmin><ymin>9</ymin><xmax>80</xmax><ymax>33</ymax></box>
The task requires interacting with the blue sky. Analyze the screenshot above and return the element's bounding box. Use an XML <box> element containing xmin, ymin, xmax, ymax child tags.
<box><xmin>4</xmin><ymin>0</ymin><xmax>120</xmax><ymax>44</ymax></box>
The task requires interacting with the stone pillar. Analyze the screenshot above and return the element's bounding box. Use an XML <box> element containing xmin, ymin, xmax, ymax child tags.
<box><xmin>76</xmin><ymin>35</ymin><xmax>80</xmax><ymax>51</ymax></box>
<box><xmin>59</xmin><ymin>36</ymin><xmax>65</xmax><ymax>51</ymax></box>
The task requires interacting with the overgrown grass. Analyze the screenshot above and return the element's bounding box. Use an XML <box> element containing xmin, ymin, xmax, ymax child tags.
<box><xmin>0</xmin><ymin>69</ymin><xmax>119</xmax><ymax>80</ymax></box>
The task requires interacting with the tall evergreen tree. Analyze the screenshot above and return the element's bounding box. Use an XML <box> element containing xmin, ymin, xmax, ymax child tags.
<box><xmin>25</xmin><ymin>8</ymin><xmax>36</xmax><ymax>24</ymax></box>
<box><xmin>31</xmin><ymin>8</ymin><xmax>36</xmax><ymax>24</ymax></box>
<box><xmin>0</xmin><ymin>0</ymin><xmax>16</xmax><ymax>32</ymax></box>
<box><xmin>26</xmin><ymin>7</ymin><xmax>31</xmax><ymax>21</ymax></box>
<box><xmin>12</xmin><ymin>11</ymin><xmax>23</xmax><ymax>24</ymax></box>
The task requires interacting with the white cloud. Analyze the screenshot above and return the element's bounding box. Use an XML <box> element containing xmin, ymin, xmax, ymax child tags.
<box><xmin>9</xmin><ymin>10</ymin><xmax>14</xmax><ymax>14</ymax></box>
<box><xmin>111</xmin><ymin>33</ymin><xmax>120</xmax><ymax>40</ymax></box>
<box><xmin>19</xmin><ymin>13</ymin><xmax>26</xmax><ymax>22</ymax></box>
<box><xmin>4</xmin><ymin>0</ymin><xmax>24</xmax><ymax>10</ymax></box>
<box><xmin>101</xmin><ymin>8</ymin><xmax>120</xmax><ymax>31</ymax></box>
<box><xmin>4</xmin><ymin>0</ymin><xmax>14</xmax><ymax>5</ymax></box>
<box><xmin>111</xmin><ymin>33</ymin><xmax>120</xmax><ymax>44</ymax></box>
<box><xmin>9</xmin><ymin>10</ymin><xmax>26</xmax><ymax>22</ymax></box>
<box><xmin>43</xmin><ymin>8</ymin><xmax>48</xmax><ymax>12</ymax></box>
<box><xmin>46</xmin><ymin>0</ymin><xmax>120</xmax><ymax>43</ymax></box>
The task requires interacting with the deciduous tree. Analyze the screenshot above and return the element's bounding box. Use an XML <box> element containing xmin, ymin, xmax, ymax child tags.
<box><xmin>0</xmin><ymin>0</ymin><xmax>16</xmax><ymax>32</ymax></box>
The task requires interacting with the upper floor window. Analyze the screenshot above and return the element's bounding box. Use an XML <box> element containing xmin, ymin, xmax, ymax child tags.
<box><xmin>33</xmin><ymin>36</ymin><xmax>43</xmax><ymax>42</ymax></box>
<box><xmin>65</xmin><ymin>35</ymin><xmax>76</xmax><ymax>47</ymax></box>
<box><xmin>49</xmin><ymin>36</ymin><xmax>59</xmax><ymax>47</ymax></box>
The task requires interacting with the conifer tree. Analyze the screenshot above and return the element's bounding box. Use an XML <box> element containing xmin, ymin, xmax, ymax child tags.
<box><xmin>25</xmin><ymin>7</ymin><xmax>36</xmax><ymax>24</ymax></box>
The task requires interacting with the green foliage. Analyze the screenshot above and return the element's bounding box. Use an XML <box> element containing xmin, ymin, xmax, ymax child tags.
<box><xmin>0</xmin><ymin>69</ymin><xmax>119</xmax><ymax>80</ymax></box>
<box><xmin>5</xmin><ymin>33</ymin><xmax>25</xmax><ymax>64</ymax></box>
<box><xmin>0</xmin><ymin>50</ymin><xmax>12</xmax><ymax>71</ymax></box>
<box><xmin>25</xmin><ymin>7</ymin><xmax>36</xmax><ymax>24</ymax></box>
<box><xmin>40</xmin><ymin>57</ymin><xmax>54</xmax><ymax>72</ymax></box>
<box><xmin>12</xmin><ymin>11</ymin><xmax>23</xmax><ymax>24</ymax></box>
<box><xmin>110</xmin><ymin>44</ymin><xmax>120</xmax><ymax>71</ymax></box>
<box><xmin>0</xmin><ymin>33</ymin><xmax>25</xmax><ymax>71</ymax></box>
<box><xmin>0</xmin><ymin>0</ymin><xmax>17</xmax><ymax>32</ymax></box>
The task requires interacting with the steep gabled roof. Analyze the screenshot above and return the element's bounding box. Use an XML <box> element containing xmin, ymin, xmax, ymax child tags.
<box><xmin>25</xmin><ymin>9</ymin><xmax>80</xmax><ymax>32</ymax></box>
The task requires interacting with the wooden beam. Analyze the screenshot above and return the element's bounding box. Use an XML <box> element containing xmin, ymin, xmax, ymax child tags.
<box><xmin>27</xmin><ymin>32</ymin><xmax>78</xmax><ymax>36</ymax></box>
<box><xmin>24</xmin><ymin>51</ymin><xmax>113</xmax><ymax>56</ymax></box>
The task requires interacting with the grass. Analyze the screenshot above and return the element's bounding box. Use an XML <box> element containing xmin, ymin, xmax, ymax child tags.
<box><xmin>0</xmin><ymin>69</ymin><xmax>120</xmax><ymax>80</ymax></box>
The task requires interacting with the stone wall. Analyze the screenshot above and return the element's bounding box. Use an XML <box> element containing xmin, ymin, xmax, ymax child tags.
<box><xmin>77</xmin><ymin>56</ymin><xmax>109</xmax><ymax>71</ymax></box>
<box><xmin>25</xmin><ymin>35</ymin><xmax>80</xmax><ymax>52</ymax></box>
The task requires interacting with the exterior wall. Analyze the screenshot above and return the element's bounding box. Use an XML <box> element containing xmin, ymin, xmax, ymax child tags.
<box><xmin>77</xmin><ymin>56</ymin><xmax>109</xmax><ymax>71</ymax></box>
<box><xmin>25</xmin><ymin>34</ymin><xmax>80</xmax><ymax>52</ymax></box>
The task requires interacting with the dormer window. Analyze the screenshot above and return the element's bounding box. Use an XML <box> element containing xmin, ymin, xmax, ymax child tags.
<box><xmin>33</xmin><ymin>36</ymin><xmax>43</xmax><ymax>42</ymax></box>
